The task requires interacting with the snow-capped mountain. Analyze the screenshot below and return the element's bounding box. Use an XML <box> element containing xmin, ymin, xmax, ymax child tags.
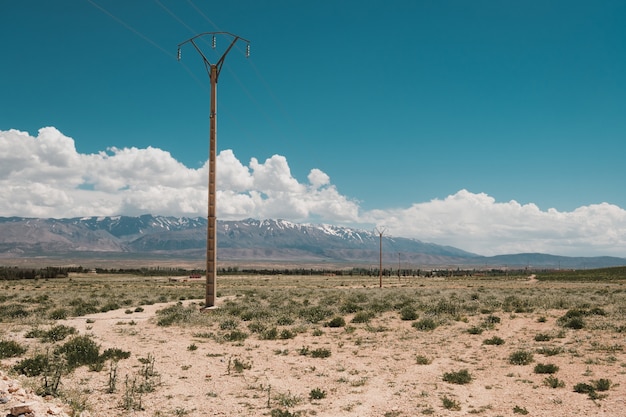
<box><xmin>0</xmin><ymin>215</ymin><xmax>624</xmax><ymax>268</ymax></box>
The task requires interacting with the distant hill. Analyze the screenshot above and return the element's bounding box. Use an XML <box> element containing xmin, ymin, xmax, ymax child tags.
<box><xmin>0</xmin><ymin>215</ymin><xmax>624</xmax><ymax>269</ymax></box>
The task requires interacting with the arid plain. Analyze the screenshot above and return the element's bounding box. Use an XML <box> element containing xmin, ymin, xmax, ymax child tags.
<box><xmin>2</xmin><ymin>271</ymin><xmax>626</xmax><ymax>416</ymax></box>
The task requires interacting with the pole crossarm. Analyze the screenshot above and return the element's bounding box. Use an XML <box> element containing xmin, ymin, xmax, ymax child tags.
<box><xmin>178</xmin><ymin>32</ymin><xmax>250</xmax><ymax>82</ymax></box>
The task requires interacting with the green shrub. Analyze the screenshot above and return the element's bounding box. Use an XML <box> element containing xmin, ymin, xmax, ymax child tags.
<box><xmin>573</xmin><ymin>382</ymin><xmax>595</xmax><ymax>394</ymax></box>
<box><xmin>14</xmin><ymin>354</ymin><xmax>49</xmax><ymax>377</ymax></box>
<box><xmin>224</xmin><ymin>330</ymin><xmax>249</xmax><ymax>342</ymax></box>
<box><xmin>442</xmin><ymin>369</ymin><xmax>472</xmax><ymax>384</ymax></box>
<box><xmin>513</xmin><ymin>405</ymin><xmax>528</xmax><ymax>415</ymax></box>
<box><xmin>593</xmin><ymin>378</ymin><xmax>611</xmax><ymax>391</ymax></box>
<box><xmin>219</xmin><ymin>318</ymin><xmax>238</xmax><ymax>330</ymax></box>
<box><xmin>298</xmin><ymin>306</ymin><xmax>333</xmax><ymax>323</ymax></box>
<box><xmin>543</xmin><ymin>375</ymin><xmax>565</xmax><ymax>388</ymax></box>
<box><xmin>536</xmin><ymin>346</ymin><xmax>563</xmax><ymax>356</ymax></box>
<box><xmin>351</xmin><ymin>311</ymin><xmax>374</xmax><ymax>324</ymax></box>
<box><xmin>156</xmin><ymin>303</ymin><xmax>193</xmax><ymax>326</ymax></box>
<box><xmin>41</xmin><ymin>325</ymin><xmax>78</xmax><ymax>343</ymax></box>
<box><xmin>483</xmin><ymin>336</ymin><xmax>505</xmax><ymax>345</ymax></box>
<box><xmin>309</xmin><ymin>388</ymin><xmax>326</xmax><ymax>400</ymax></box>
<box><xmin>412</xmin><ymin>318</ymin><xmax>437</xmax><ymax>331</ymax></box>
<box><xmin>509</xmin><ymin>350</ymin><xmax>533</xmax><ymax>365</ymax></box>
<box><xmin>326</xmin><ymin>316</ymin><xmax>346</xmax><ymax>328</ymax></box>
<box><xmin>100</xmin><ymin>348</ymin><xmax>131</xmax><ymax>361</ymax></box>
<box><xmin>260</xmin><ymin>327</ymin><xmax>279</xmax><ymax>340</ymax></box>
<box><xmin>279</xmin><ymin>329</ymin><xmax>296</xmax><ymax>339</ymax></box>
<box><xmin>415</xmin><ymin>355</ymin><xmax>431</xmax><ymax>365</ymax></box>
<box><xmin>534</xmin><ymin>333</ymin><xmax>552</xmax><ymax>341</ymax></box>
<box><xmin>310</xmin><ymin>348</ymin><xmax>331</xmax><ymax>358</ymax></box>
<box><xmin>399</xmin><ymin>306</ymin><xmax>418</xmax><ymax>321</ymax></box>
<box><xmin>467</xmin><ymin>326</ymin><xmax>483</xmax><ymax>335</ymax></box>
<box><xmin>57</xmin><ymin>335</ymin><xmax>101</xmax><ymax>370</ymax></box>
<box><xmin>441</xmin><ymin>395</ymin><xmax>461</xmax><ymax>411</ymax></box>
<box><xmin>484</xmin><ymin>314</ymin><xmax>501</xmax><ymax>325</ymax></box>
<box><xmin>534</xmin><ymin>363</ymin><xmax>559</xmax><ymax>374</ymax></box>
<box><xmin>0</xmin><ymin>340</ymin><xmax>27</xmax><ymax>359</ymax></box>
<box><xmin>557</xmin><ymin>309</ymin><xmax>586</xmax><ymax>329</ymax></box>
<box><xmin>48</xmin><ymin>308</ymin><xmax>69</xmax><ymax>320</ymax></box>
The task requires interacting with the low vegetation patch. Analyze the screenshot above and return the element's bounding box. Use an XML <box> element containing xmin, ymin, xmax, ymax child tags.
<box><xmin>442</xmin><ymin>369</ymin><xmax>472</xmax><ymax>384</ymax></box>
<box><xmin>509</xmin><ymin>350</ymin><xmax>534</xmax><ymax>365</ymax></box>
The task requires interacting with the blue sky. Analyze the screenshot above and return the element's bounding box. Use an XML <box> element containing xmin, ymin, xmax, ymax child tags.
<box><xmin>2</xmin><ymin>0</ymin><xmax>626</xmax><ymax>257</ymax></box>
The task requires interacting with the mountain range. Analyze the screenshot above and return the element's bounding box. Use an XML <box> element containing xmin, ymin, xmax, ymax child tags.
<box><xmin>0</xmin><ymin>215</ymin><xmax>624</xmax><ymax>269</ymax></box>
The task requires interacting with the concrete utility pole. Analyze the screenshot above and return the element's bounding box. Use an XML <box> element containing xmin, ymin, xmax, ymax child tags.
<box><xmin>178</xmin><ymin>32</ymin><xmax>250</xmax><ymax>308</ymax></box>
<box><xmin>375</xmin><ymin>227</ymin><xmax>386</xmax><ymax>288</ymax></box>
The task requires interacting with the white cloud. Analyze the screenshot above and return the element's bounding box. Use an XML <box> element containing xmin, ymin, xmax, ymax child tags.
<box><xmin>362</xmin><ymin>190</ymin><xmax>626</xmax><ymax>257</ymax></box>
<box><xmin>0</xmin><ymin>127</ymin><xmax>360</xmax><ymax>222</ymax></box>
<box><xmin>1</xmin><ymin>127</ymin><xmax>625</xmax><ymax>258</ymax></box>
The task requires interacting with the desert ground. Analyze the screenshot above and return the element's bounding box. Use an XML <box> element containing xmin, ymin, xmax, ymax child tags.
<box><xmin>1</xmin><ymin>272</ymin><xmax>626</xmax><ymax>416</ymax></box>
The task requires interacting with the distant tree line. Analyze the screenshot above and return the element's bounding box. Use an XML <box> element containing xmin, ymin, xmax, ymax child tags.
<box><xmin>0</xmin><ymin>266</ymin><xmax>85</xmax><ymax>280</ymax></box>
<box><xmin>1</xmin><ymin>265</ymin><xmax>541</xmax><ymax>281</ymax></box>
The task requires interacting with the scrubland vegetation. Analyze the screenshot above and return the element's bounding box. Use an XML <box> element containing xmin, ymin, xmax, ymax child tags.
<box><xmin>1</xmin><ymin>267</ymin><xmax>626</xmax><ymax>416</ymax></box>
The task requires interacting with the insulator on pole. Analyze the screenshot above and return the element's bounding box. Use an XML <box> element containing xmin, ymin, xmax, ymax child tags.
<box><xmin>246</xmin><ymin>44</ymin><xmax>250</xmax><ymax>58</ymax></box>
<box><xmin>212</xmin><ymin>35</ymin><xmax>216</xmax><ymax>49</ymax></box>
<box><xmin>177</xmin><ymin>48</ymin><xmax>181</xmax><ymax>61</ymax></box>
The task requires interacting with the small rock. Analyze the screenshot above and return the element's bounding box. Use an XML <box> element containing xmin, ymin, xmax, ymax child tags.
<box><xmin>11</xmin><ymin>402</ymin><xmax>34</xmax><ymax>415</ymax></box>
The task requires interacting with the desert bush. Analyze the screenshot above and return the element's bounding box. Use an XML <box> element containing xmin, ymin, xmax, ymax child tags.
<box><xmin>99</xmin><ymin>301</ymin><xmax>121</xmax><ymax>313</ymax></box>
<box><xmin>223</xmin><ymin>329</ymin><xmax>249</xmax><ymax>342</ymax></box>
<box><xmin>56</xmin><ymin>335</ymin><xmax>101</xmax><ymax>370</ymax></box>
<box><xmin>593</xmin><ymin>378</ymin><xmax>612</xmax><ymax>391</ymax></box>
<box><xmin>14</xmin><ymin>353</ymin><xmax>50</xmax><ymax>377</ymax></box>
<box><xmin>415</xmin><ymin>355</ymin><xmax>431</xmax><ymax>365</ymax></box>
<box><xmin>399</xmin><ymin>306</ymin><xmax>418</xmax><ymax>321</ymax></box>
<box><xmin>279</xmin><ymin>329</ymin><xmax>296</xmax><ymax>339</ymax></box>
<box><xmin>467</xmin><ymin>326</ymin><xmax>483</xmax><ymax>335</ymax></box>
<box><xmin>509</xmin><ymin>350</ymin><xmax>533</xmax><ymax>365</ymax></box>
<box><xmin>48</xmin><ymin>308</ymin><xmax>69</xmax><ymax>320</ymax></box>
<box><xmin>298</xmin><ymin>306</ymin><xmax>333</xmax><ymax>323</ymax></box>
<box><xmin>219</xmin><ymin>318</ymin><xmax>239</xmax><ymax>330</ymax></box>
<box><xmin>230</xmin><ymin>357</ymin><xmax>252</xmax><ymax>373</ymax></box>
<box><xmin>441</xmin><ymin>395</ymin><xmax>461</xmax><ymax>411</ymax></box>
<box><xmin>536</xmin><ymin>346</ymin><xmax>563</xmax><ymax>356</ymax></box>
<box><xmin>484</xmin><ymin>314</ymin><xmax>501</xmax><ymax>325</ymax></box>
<box><xmin>534</xmin><ymin>363</ymin><xmax>559</xmax><ymax>374</ymax></box>
<box><xmin>351</xmin><ymin>311</ymin><xmax>374</xmax><ymax>324</ymax></box>
<box><xmin>534</xmin><ymin>333</ymin><xmax>552</xmax><ymax>341</ymax></box>
<box><xmin>544</xmin><ymin>375</ymin><xmax>565</xmax><ymax>388</ymax></box>
<box><xmin>156</xmin><ymin>303</ymin><xmax>194</xmax><ymax>326</ymax></box>
<box><xmin>100</xmin><ymin>348</ymin><xmax>131</xmax><ymax>361</ymax></box>
<box><xmin>0</xmin><ymin>340</ymin><xmax>27</xmax><ymax>358</ymax></box>
<box><xmin>557</xmin><ymin>309</ymin><xmax>586</xmax><ymax>329</ymax></box>
<box><xmin>326</xmin><ymin>316</ymin><xmax>346</xmax><ymax>328</ymax></box>
<box><xmin>41</xmin><ymin>325</ymin><xmax>78</xmax><ymax>342</ymax></box>
<box><xmin>0</xmin><ymin>303</ymin><xmax>30</xmax><ymax>320</ymax></box>
<box><xmin>412</xmin><ymin>318</ymin><xmax>437</xmax><ymax>331</ymax></box>
<box><xmin>260</xmin><ymin>327</ymin><xmax>279</xmax><ymax>340</ymax></box>
<box><xmin>442</xmin><ymin>369</ymin><xmax>472</xmax><ymax>384</ymax></box>
<box><xmin>483</xmin><ymin>336</ymin><xmax>505</xmax><ymax>345</ymax></box>
<box><xmin>310</xmin><ymin>348</ymin><xmax>331</xmax><ymax>358</ymax></box>
<box><xmin>513</xmin><ymin>405</ymin><xmax>529</xmax><ymax>414</ymax></box>
<box><xmin>309</xmin><ymin>387</ymin><xmax>326</xmax><ymax>400</ymax></box>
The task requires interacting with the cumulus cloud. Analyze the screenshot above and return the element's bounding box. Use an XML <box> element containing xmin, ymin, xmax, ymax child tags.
<box><xmin>362</xmin><ymin>190</ymin><xmax>626</xmax><ymax>257</ymax></box>
<box><xmin>0</xmin><ymin>127</ymin><xmax>360</xmax><ymax>222</ymax></box>
<box><xmin>1</xmin><ymin>127</ymin><xmax>625</xmax><ymax>257</ymax></box>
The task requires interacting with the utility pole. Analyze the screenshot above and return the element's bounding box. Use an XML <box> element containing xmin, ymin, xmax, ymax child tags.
<box><xmin>178</xmin><ymin>32</ymin><xmax>250</xmax><ymax>308</ymax></box>
<box><xmin>375</xmin><ymin>227</ymin><xmax>386</xmax><ymax>288</ymax></box>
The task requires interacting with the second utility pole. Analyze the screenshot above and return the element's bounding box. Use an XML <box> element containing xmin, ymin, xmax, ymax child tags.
<box><xmin>178</xmin><ymin>32</ymin><xmax>250</xmax><ymax>308</ymax></box>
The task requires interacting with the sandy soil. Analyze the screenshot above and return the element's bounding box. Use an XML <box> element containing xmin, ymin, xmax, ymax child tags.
<box><xmin>2</xmin><ymin>281</ymin><xmax>626</xmax><ymax>417</ymax></box>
